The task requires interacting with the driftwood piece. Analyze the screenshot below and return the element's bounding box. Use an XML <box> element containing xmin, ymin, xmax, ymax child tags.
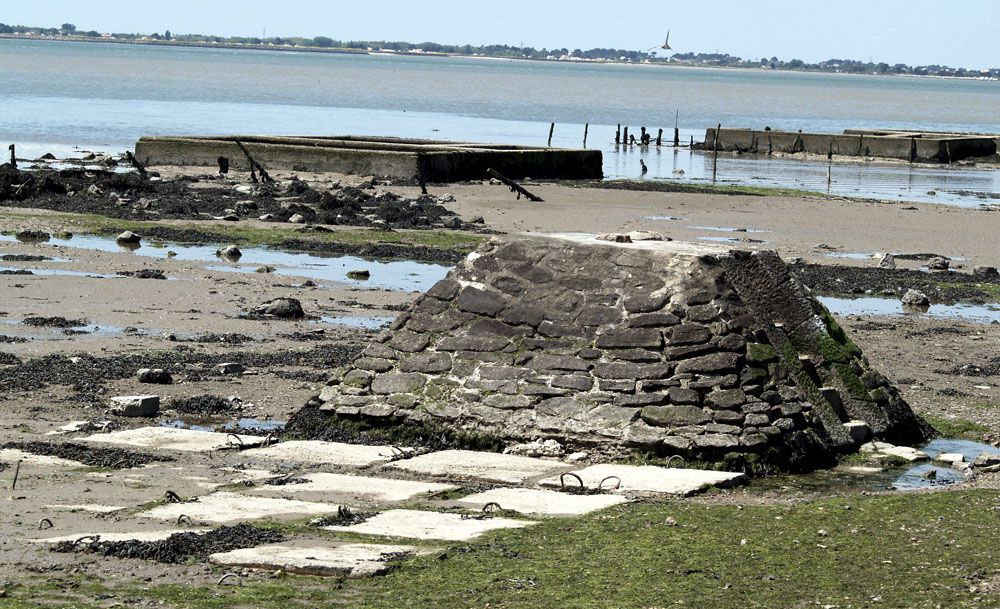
<box><xmin>488</xmin><ymin>168</ymin><xmax>543</xmax><ymax>202</ymax></box>
<box><xmin>233</xmin><ymin>141</ymin><xmax>275</xmax><ymax>184</ymax></box>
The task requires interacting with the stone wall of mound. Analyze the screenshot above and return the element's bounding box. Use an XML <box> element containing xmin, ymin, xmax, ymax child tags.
<box><xmin>294</xmin><ymin>235</ymin><xmax>929</xmax><ymax>471</ymax></box>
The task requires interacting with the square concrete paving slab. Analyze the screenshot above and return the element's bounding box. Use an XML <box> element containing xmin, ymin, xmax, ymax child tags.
<box><xmin>250</xmin><ymin>473</ymin><xmax>456</xmax><ymax>503</ymax></box>
<box><xmin>539</xmin><ymin>464</ymin><xmax>747</xmax><ymax>496</ymax></box>
<box><xmin>384</xmin><ymin>450</ymin><xmax>569</xmax><ymax>484</ymax></box>
<box><xmin>82</xmin><ymin>427</ymin><xmax>265</xmax><ymax>453</ymax></box>
<box><xmin>246</xmin><ymin>441</ymin><xmax>396</xmax><ymax>468</ymax></box>
<box><xmin>210</xmin><ymin>543</ymin><xmax>418</xmax><ymax>577</ymax></box>
<box><xmin>323</xmin><ymin>509</ymin><xmax>535</xmax><ymax>541</ymax></box>
<box><xmin>31</xmin><ymin>529</ymin><xmax>210</xmax><ymax>544</ymax></box>
<box><xmin>140</xmin><ymin>492</ymin><xmax>341</xmax><ymax>524</ymax></box>
<box><xmin>454</xmin><ymin>487</ymin><xmax>628</xmax><ymax>516</ymax></box>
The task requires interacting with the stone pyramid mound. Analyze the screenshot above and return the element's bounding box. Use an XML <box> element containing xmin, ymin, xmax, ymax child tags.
<box><xmin>293</xmin><ymin>235</ymin><xmax>929</xmax><ymax>471</ymax></box>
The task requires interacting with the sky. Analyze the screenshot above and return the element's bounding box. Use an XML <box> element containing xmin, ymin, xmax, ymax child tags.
<box><xmin>3</xmin><ymin>1</ymin><xmax>999</xmax><ymax>69</ymax></box>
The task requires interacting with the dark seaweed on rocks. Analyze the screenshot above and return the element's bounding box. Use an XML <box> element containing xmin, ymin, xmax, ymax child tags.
<box><xmin>171</xmin><ymin>395</ymin><xmax>236</xmax><ymax>415</ymax></box>
<box><xmin>0</xmin><ymin>441</ymin><xmax>173</xmax><ymax>469</ymax></box>
<box><xmin>793</xmin><ymin>263</ymin><xmax>1000</xmax><ymax>304</ymax></box>
<box><xmin>22</xmin><ymin>316</ymin><xmax>88</xmax><ymax>328</ymax></box>
<box><xmin>51</xmin><ymin>524</ymin><xmax>284</xmax><ymax>564</ymax></box>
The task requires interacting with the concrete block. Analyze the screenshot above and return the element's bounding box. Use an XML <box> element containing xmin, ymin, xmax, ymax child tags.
<box><xmin>247</xmin><ymin>441</ymin><xmax>398</xmax><ymax>467</ymax></box>
<box><xmin>539</xmin><ymin>464</ymin><xmax>746</xmax><ymax>496</ymax></box>
<box><xmin>454</xmin><ymin>487</ymin><xmax>627</xmax><ymax>516</ymax></box>
<box><xmin>110</xmin><ymin>395</ymin><xmax>160</xmax><ymax>417</ymax></box>
<box><xmin>250</xmin><ymin>473</ymin><xmax>455</xmax><ymax>503</ymax></box>
<box><xmin>209</xmin><ymin>543</ymin><xmax>419</xmax><ymax>577</ymax></box>
<box><xmin>140</xmin><ymin>492</ymin><xmax>340</xmax><ymax>524</ymax></box>
<box><xmin>323</xmin><ymin>509</ymin><xmax>535</xmax><ymax>541</ymax></box>
<box><xmin>843</xmin><ymin>420</ymin><xmax>871</xmax><ymax>444</ymax></box>
<box><xmin>384</xmin><ymin>450</ymin><xmax>568</xmax><ymax>484</ymax></box>
<box><xmin>83</xmin><ymin>427</ymin><xmax>266</xmax><ymax>453</ymax></box>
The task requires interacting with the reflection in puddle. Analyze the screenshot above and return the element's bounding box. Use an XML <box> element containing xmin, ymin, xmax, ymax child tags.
<box><xmin>689</xmin><ymin>226</ymin><xmax>768</xmax><ymax>233</ymax></box>
<box><xmin>644</xmin><ymin>216</ymin><xmax>685</xmax><ymax>221</ymax></box>
<box><xmin>0</xmin><ymin>265</ymin><xmax>116</xmax><ymax>278</ymax></box>
<box><xmin>1</xmin><ymin>319</ymin><xmax>129</xmax><ymax>340</ymax></box>
<box><xmin>893</xmin><ymin>438</ymin><xmax>1000</xmax><ymax>491</ymax></box>
<box><xmin>2</xmin><ymin>233</ymin><xmax>450</xmax><ymax>292</ymax></box>
<box><xmin>697</xmin><ymin>236</ymin><xmax>768</xmax><ymax>245</ymax></box>
<box><xmin>318</xmin><ymin>315</ymin><xmax>396</xmax><ymax>330</ymax></box>
<box><xmin>820</xmin><ymin>295</ymin><xmax>1000</xmax><ymax>324</ymax></box>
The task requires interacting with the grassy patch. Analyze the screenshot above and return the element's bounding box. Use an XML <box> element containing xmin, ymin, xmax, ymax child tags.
<box><xmin>923</xmin><ymin>415</ymin><xmax>991</xmax><ymax>440</ymax></box>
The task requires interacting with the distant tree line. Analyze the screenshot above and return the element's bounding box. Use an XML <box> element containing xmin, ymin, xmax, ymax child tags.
<box><xmin>1</xmin><ymin>22</ymin><xmax>996</xmax><ymax>78</ymax></box>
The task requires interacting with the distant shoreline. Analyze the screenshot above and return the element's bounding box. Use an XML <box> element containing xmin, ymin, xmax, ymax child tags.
<box><xmin>2</xmin><ymin>33</ymin><xmax>997</xmax><ymax>82</ymax></box>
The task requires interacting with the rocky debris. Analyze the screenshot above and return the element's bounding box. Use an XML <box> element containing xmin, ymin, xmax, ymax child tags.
<box><xmin>1</xmin><ymin>254</ymin><xmax>52</xmax><ymax>262</ymax></box>
<box><xmin>503</xmin><ymin>439</ymin><xmax>565</xmax><ymax>458</ymax></box>
<box><xmin>51</xmin><ymin>524</ymin><xmax>284</xmax><ymax>564</ymax></box>
<box><xmin>136</xmin><ymin>368</ymin><xmax>172</xmax><ymax>384</ymax></box>
<box><xmin>0</xmin><ymin>441</ymin><xmax>172</xmax><ymax>468</ymax></box>
<box><xmin>117</xmin><ymin>269</ymin><xmax>167</xmax><ymax>280</ymax></box>
<box><xmin>347</xmin><ymin>269</ymin><xmax>371</xmax><ymax>280</ymax></box>
<box><xmin>216</xmin><ymin>362</ymin><xmax>245</xmax><ymax>376</ymax></box>
<box><xmin>249</xmin><ymin>298</ymin><xmax>305</xmax><ymax>319</ymax></box>
<box><xmin>171</xmin><ymin>395</ymin><xmax>239</xmax><ymax>415</ymax></box>
<box><xmin>973</xmin><ymin>452</ymin><xmax>1000</xmax><ymax>470</ymax></box>
<box><xmin>256</xmin><ymin>266</ymin><xmax>275</xmax><ymax>273</ymax></box>
<box><xmin>973</xmin><ymin>266</ymin><xmax>1000</xmax><ymax>280</ymax></box>
<box><xmin>216</xmin><ymin>245</ymin><xmax>242</xmax><ymax>260</ymax></box>
<box><xmin>876</xmin><ymin>253</ymin><xmax>896</xmax><ymax>270</ymax></box>
<box><xmin>860</xmin><ymin>441</ymin><xmax>929</xmax><ymax>462</ymax></box>
<box><xmin>926</xmin><ymin>256</ymin><xmax>951</xmax><ymax>271</ymax></box>
<box><xmin>15</xmin><ymin>229</ymin><xmax>50</xmax><ymax>242</ymax></box>
<box><xmin>22</xmin><ymin>316</ymin><xmax>87</xmax><ymax>328</ymax></box>
<box><xmin>793</xmin><ymin>262</ymin><xmax>1000</xmax><ymax>304</ymax></box>
<box><xmin>115</xmin><ymin>231</ymin><xmax>141</xmax><ymax>245</ymax></box>
<box><xmin>110</xmin><ymin>395</ymin><xmax>160</xmax><ymax>417</ymax></box>
<box><xmin>901</xmin><ymin>289</ymin><xmax>930</xmax><ymax>307</ymax></box>
<box><xmin>296</xmin><ymin>236</ymin><xmax>928</xmax><ymax>471</ymax></box>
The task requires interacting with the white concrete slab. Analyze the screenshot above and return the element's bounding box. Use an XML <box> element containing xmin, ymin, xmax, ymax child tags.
<box><xmin>454</xmin><ymin>487</ymin><xmax>628</xmax><ymax>516</ymax></box>
<box><xmin>210</xmin><ymin>543</ymin><xmax>417</xmax><ymax>577</ymax></box>
<box><xmin>323</xmin><ymin>509</ymin><xmax>534</xmax><ymax>541</ymax></box>
<box><xmin>45</xmin><ymin>504</ymin><xmax>127</xmax><ymax>514</ymax></box>
<box><xmin>384</xmin><ymin>450</ymin><xmax>568</xmax><ymax>484</ymax></box>
<box><xmin>860</xmin><ymin>442</ymin><xmax>929</xmax><ymax>462</ymax></box>
<box><xmin>140</xmin><ymin>492</ymin><xmax>341</xmax><ymax>524</ymax></box>
<box><xmin>251</xmin><ymin>473</ymin><xmax>456</xmax><ymax>503</ymax></box>
<box><xmin>0</xmin><ymin>448</ymin><xmax>84</xmax><ymax>468</ymax></box>
<box><xmin>247</xmin><ymin>441</ymin><xmax>395</xmax><ymax>467</ymax></box>
<box><xmin>82</xmin><ymin>427</ymin><xmax>266</xmax><ymax>453</ymax></box>
<box><xmin>30</xmin><ymin>529</ymin><xmax>210</xmax><ymax>544</ymax></box>
<box><xmin>539</xmin><ymin>464</ymin><xmax>746</xmax><ymax>496</ymax></box>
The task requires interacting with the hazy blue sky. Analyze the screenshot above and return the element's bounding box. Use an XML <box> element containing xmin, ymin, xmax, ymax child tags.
<box><xmin>4</xmin><ymin>1</ymin><xmax>998</xmax><ymax>68</ymax></box>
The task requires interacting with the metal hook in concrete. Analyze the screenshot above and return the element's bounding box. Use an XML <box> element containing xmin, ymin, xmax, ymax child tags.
<box><xmin>37</xmin><ymin>518</ymin><xmax>54</xmax><ymax>530</ymax></box>
<box><xmin>559</xmin><ymin>472</ymin><xmax>585</xmax><ymax>491</ymax></box>
<box><xmin>176</xmin><ymin>514</ymin><xmax>193</xmax><ymax>526</ymax></box>
<box><xmin>217</xmin><ymin>573</ymin><xmax>242</xmax><ymax>587</ymax></box>
<box><xmin>666</xmin><ymin>455</ymin><xmax>686</xmax><ymax>468</ymax></box>
<box><xmin>164</xmin><ymin>490</ymin><xmax>182</xmax><ymax>503</ymax></box>
<box><xmin>226</xmin><ymin>434</ymin><xmax>245</xmax><ymax>449</ymax></box>
<box><xmin>73</xmin><ymin>535</ymin><xmax>100</xmax><ymax>547</ymax></box>
<box><xmin>597</xmin><ymin>476</ymin><xmax>622</xmax><ymax>492</ymax></box>
<box><xmin>482</xmin><ymin>502</ymin><xmax>503</xmax><ymax>515</ymax></box>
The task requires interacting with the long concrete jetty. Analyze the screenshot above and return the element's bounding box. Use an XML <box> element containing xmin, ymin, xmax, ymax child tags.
<box><xmin>698</xmin><ymin>127</ymin><xmax>997</xmax><ymax>163</ymax></box>
<box><xmin>134</xmin><ymin>135</ymin><xmax>604</xmax><ymax>182</ymax></box>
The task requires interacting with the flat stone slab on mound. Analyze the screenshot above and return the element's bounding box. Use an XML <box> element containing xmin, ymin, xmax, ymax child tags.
<box><xmin>0</xmin><ymin>448</ymin><xmax>85</xmax><ymax>468</ymax></box>
<box><xmin>383</xmin><ymin>450</ymin><xmax>569</xmax><ymax>484</ymax></box>
<box><xmin>31</xmin><ymin>529</ymin><xmax>211</xmax><ymax>544</ymax></box>
<box><xmin>246</xmin><ymin>440</ymin><xmax>395</xmax><ymax>467</ymax></box>
<box><xmin>210</xmin><ymin>543</ymin><xmax>418</xmax><ymax>577</ymax></box>
<box><xmin>539</xmin><ymin>464</ymin><xmax>747</xmax><ymax>496</ymax></box>
<box><xmin>860</xmin><ymin>442</ymin><xmax>929</xmax><ymax>462</ymax></box>
<box><xmin>323</xmin><ymin>509</ymin><xmax>535</xmax><ymax>541</ymax></box>
<box><xmin>140</xmin><ymin>492</ymin><xmax>341</xmax><ymax>524</ymax></box>
<box><xmin>250</xmin><ymin>473</ymin><xmax>456</xmax><ymax>503</ymax></box>
<box><xmin>455</xmin><ymin>488</ymin><xmax>628</xmax><ymax>516</ymax></box>
<box><xmin>81</xmin><ymin>428</ymin><xmax>266</xmax><ymax>453</ymax></box>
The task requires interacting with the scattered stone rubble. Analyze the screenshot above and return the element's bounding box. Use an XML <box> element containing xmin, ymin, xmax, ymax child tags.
<box><xmin>298</xmin><ymin>235</ymin><xmax>930</xmax><ymax>471</ymax></box>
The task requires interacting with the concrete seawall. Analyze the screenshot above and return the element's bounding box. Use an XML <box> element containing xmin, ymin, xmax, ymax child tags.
<box><xmin>134</xmin><ymin>135</ymin><xmax>604</xmax><ymax>182</ymax></box>
<box><xmin>698</xmin><ymin>128</ymin><xmax>997</xmax><ymax>163</ymax></box>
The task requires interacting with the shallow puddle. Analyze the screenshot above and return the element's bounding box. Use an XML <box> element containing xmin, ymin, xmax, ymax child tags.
<box><xmin>162</xmin><ymin>417</ymin><xmax>286</xmax><ymax>434</ymax></box>
<box><xmin>819</xmin><ymin>295</ymin><xmax>1000</xmax><ymax>324</ymax></box>
<box><xmin>0</xmin><ymin>265</ymin><xmax>116</xmax><ymax>279</ymax></box>
<box><xmin>2</xmin><ymin>233</ymin><xmax>450</xmax><ymax>292</ymax></box>
<box><xmin>317</xmin><ymin>315</ymin><xmax>396</xmax><ymax>330</ymax></box>
<box><xmin>689</xmin><ymin>226</ymin><xmax>768</xmax><ymax>234</ymax></box>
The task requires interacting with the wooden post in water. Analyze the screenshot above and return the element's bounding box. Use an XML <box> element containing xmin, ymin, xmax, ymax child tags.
<box><xmin>615</xmin><ymin>124</ymin><xmax>621</xmax><ymax>146</ymax></box>
<box><xmin>623</xmin><ymin>127</ymin><xmax>629</xmax><ymax>148</ymax></box>
<box><xmin>673</xmin><ymin>110</ymin><xmax>680</xmax><ymax>147</ymax></box>
<box><xmin>656</xmin><ymin>129</ymin><xmax>663</xmax><ymax>147</ymax></box>
<box><xmin>8</xmin><ymin>144</ymin><xmax>16</xmax><ymax>169</ymax></box>
<box><xmin>583</xmin><ymin>123</ymin><xmax>589</xmax><ymax>149</ymax></box>
<box><xmin>548</xmin><ymin>122</ymin><xmax>555</xmax><ymax>147</ymax></box>
<box><xmin>689</xmin><ymin>135</ymin><xmax>694</xmax><ymax>148</ymax></box>
<box><xmin>712</xmin><ymin>123</ymin><xmax>721</xmax><ymax>183</ymax></box>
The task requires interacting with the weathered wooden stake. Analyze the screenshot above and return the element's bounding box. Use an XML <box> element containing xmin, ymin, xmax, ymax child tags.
<box><xmin>8</xmin><ymin>144</ymin><xmax>16</xmax><ymax>169</ymax></box>
<box><xmin>712</xmin><ymin>123</ymin><xmax>721</xmax><ymax>183</ymax></box>
<box><xmin>11</xmin><ymin>460</ymin><xmax>21</xmax><ymax>491</ymax></box>
<box><xmin>547</xmin><ymin>122</ymin><xmax>555</xmax><ymax>147</ymax></box>
<box><xmin>674</xmin><ymin>110</ymin><xmax>680</xmax><ymax>146</ymax></box>
<box><xmin>623</xmin><ymin>127</ymin><xmax>629</xmax><ymax>148</ymax></box>
<box><xmin>656</xmin><ymin>129</ymin><xmax>663</xmax><ymax>147</ymax></box>
<box><xmin>583</xmin><ymin>123</ymin><xmax>589</xmax><ymax>149</ymax></box>
<box><xmin>615</xmin><ymin>124</ymin><xmax>621</xmax><ymax>146</ymax></box>
<box><xmin>234</xmin><ymin>141</ymin><xmax>274</xmax><ymax>184</ymax></box>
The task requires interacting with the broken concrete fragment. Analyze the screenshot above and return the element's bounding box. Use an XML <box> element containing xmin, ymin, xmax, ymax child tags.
<box><xmin>210</xmin><ymin>543</ymin><xmax>418</xmax><ymax>577</ymax></box>
<box><xmin>323</xmin><ymin>509</ymin><xmax>534</xmax><ymax>541</ymax></box>
<box><xmin>539</xmin><ymin>464</ymin><xmax>746</xmax><ymax>496</ymax></box>
<box><xmin>455</xmin><ymin>487</ymin><xmax>627</xmax><ymax>516</ymax></box>
<box><xmin>385</xmin><ymin>449</ymin><xmax>568</xmax><ymax>484</ymax></box>
<box><xmin>109</xmin><ymin>395</ymin><xmax>160</xmax><ymax>417</ymax></box>
<box><xmin>860</xmin><ymin>441</ymin><xmax>929</xmax><ymax>462</ymax></box>
<box><xmin>141</xmin><ymin>492</ymin><xmax>339</xmax><ymax>524</ymax></box>
<box><xmin>136</xmin><ymin>369</ymin><xmax>172</xmax><ymax>384</ymax></box>
<box><xmin>82</xmin><ymin>427</ymin><xmax>265</xmax><ymax>453</ymax></box>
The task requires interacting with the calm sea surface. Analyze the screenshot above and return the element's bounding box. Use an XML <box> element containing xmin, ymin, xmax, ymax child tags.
<box><xmin>2</xmin><ymin>39</ymin><xmax>999</xmax><ymax>205</ymax></box>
